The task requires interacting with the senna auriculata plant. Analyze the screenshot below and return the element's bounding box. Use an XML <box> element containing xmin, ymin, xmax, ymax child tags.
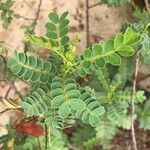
<box><xmin>5</xmin><ymin>11</ymin><xmax>149</xmax><ymax>149</ymax></box>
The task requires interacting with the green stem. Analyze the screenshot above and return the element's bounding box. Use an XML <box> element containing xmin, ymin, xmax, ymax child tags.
<box><xmin>48</xmin><ymin>127</ymin><xmax>51</xmax><ymax>149</ymax></box>
<box><xmin>66</xmin><ymin>49</ymin><xmax>118</xmax><ymax>75</ymax></box>
<box><xmin>37</xmin><ymin>137</ymin><xmax>42</xmax><ymax>150</ymax></box>
<box><xmin>51</xmin><ymin>48</ymin><xmax>68</xmax><ymax>64</ymax></box>
<box><xmin>45</xmin><ymin>124</ymin><xmax>48</xmax><ymax>150</ymax></box>
<box><xmin>143</xmin><ymin>23</ymin><xmax>150</xmax><ymax>33</ymax></box>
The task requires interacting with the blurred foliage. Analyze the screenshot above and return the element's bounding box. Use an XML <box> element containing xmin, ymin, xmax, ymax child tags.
<box><xmin>101</xmin><ymin>0</ymin><xmax>131</xmax><ymax>6</ymax></box>
<box><xmin>136</xmin><ymin>100</ymin><xmax>150</xmax><ymax>130</ymax></box>
<box><xmin>0</xmin><ymin>0</ymin><xmax>19</xmax><ymax>28</ymax></box>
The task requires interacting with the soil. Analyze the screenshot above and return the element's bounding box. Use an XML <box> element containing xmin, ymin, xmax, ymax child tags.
<box><xmin>110</xmin><ymin>128</ymin><xmax>150</xmax><ymax>150</ymax></box>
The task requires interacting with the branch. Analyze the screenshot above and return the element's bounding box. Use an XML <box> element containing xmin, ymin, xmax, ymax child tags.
<box><xmin>24</xmin><ymin>0</ymin><xmax>42</xmax><ymax>53</ymax></box>
<box><xmin>18</xmin><ymin>15</ymin><xmax>34</xmax><ymax>21</ymax></box>
<box><xmin>67</xmin><ymin>143</ymin><xmax>79</xmax><ymax>150</ymax></box>
<box><xmin>144</xmin><ymin>0</ymin><xmax>150</xmax><ymax>16</ymax></box>
<box><xmin>89</xmin><ymin>2</ymin><xmax>103</xmax><ymax>9</ymax></box>
<box><xmin>0</xmin><ymin>56</ymin><xmax>19</xmax><ymax>99</ymax></box>
<box><xmin>4</xmin><ymin>86</ymin><xmax>12</xmax><ymax>99</ymax></box>
<box><xmin>32</xmin><ymin>0</ymin><xmax>42</xmax><ymax>32</ymax></box>
<box><xmin>6</xmin><ymin>80</ymin><xmax>23</xmax><ymax>99</ymax></box>
<box><xmin>138</xmin><ymin>73</ymin><xmax>150</xmax><ymax>82</ymax></box>
<box><xmin>131</xmin><ymin>52</ymin><xmax>140</xmax><ymax>150</ymax></box>
<box><xmin>0</xmin><ymin>56</ymin><xmax>23</xmax><ymax>99</ymax></box>
<box><xmin>0</xmin><ymin>55</ymin><xmax>7</xmax><ymax>74</ymax></box>
<box><xmin>0</xmin><ymin>108</ymin><xmax>11</xmax><ymax>117</ymax></box>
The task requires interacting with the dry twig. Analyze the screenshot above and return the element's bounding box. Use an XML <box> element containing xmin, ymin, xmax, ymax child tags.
<box><xmin>18</xmin><ymin>15</ymin><xmax>34</xmax><ymax>21</ymax></box>
<box><xmin>4</xmin><ymin>86</ymin><xmax>12</xmax><ymax>99</ymax></box>
<box><xmin>131</xmin><ymin>52</ymin><xmax>140</xmax><ymax>150</ymax></box>
<box><xmin>86</xmin><ymin>0</ymin><xmax>90</xmax><ymax>47</ymax></box>
<box><xmin>144</xmin><ymin>0</ymin><xmax>150</xmax><ymax>16</ymax></box>
<box><xmin>6</xmin><ymin>80</ymin><xmax>23</xmax><ymax>99</ymax></box>
<box><xmin>89</xmin><ymin>2</ymin><xmax>103</xmax><ymax>9</ymax></box>
<box><xmin>32</xmin><ymin>0</ymin><xmax>42</xmax><ymax>32</ymax></box>
<box><xmin>138</xmin><ymin>73</ymin><xmax>150</xmax><ymax>82</ymax></box>
<box><xmin>0</xmin><ymin>55</ymin><xmax>22</xmax><ymax>99</ymax></box>
<box><xmin>67</xmin><ymin>143</ymin><xmax>79</xmax><ymax>150</ymax></box>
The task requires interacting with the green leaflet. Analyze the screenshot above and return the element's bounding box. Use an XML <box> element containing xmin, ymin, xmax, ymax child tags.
<box><xmin>123</xmin><ymin>27</ymin><xmax>140</xmax><ymax>45</ymax></box>
<box><xmin>7</xmin><ymin>50</ymin><xmax>52</xmax><ymax>83</ymax></box>
<box><xmin>58</xmin><ymin>101</ymin><xmax>71</xmax><ymax>118</ymax></box>
<box><xmin>45</xmin><ymin>11</ymin><xmax>69</xmax><ymax>47</ymax></box>
<box><xmin>69</xmin><ymin>99</ymin><xmax>85</xmax><ymax>110</ymax></box>
<box><xmin>107</xmin><ymin>53</ymin><xmax>121</xmax><ymax>66</ymax></box>
<box><xmin>114</xmin><ymin>33</ymin><xmax>123</xmax><ymax>49</ymax></box>
<box><xmin>48</xmin><ymin>12</ymin><xmax>59</xmax><ymax>24</ymax></box>
<box><xmin>75</xmin><ymin>91</ymin><xmax>105</xmax><ymax>127</ymax></box>
<box><xmin>74</xmin><ymin>27</ymin><xmax>140</xmax><ymax>77</ymax></box>
<box><xmin>118</xmin><ymin>45</ymin><xmax>135</xmax><ymax>57</ymax></box>
<box><xmin>25</xmin><ymin>34</ymin><xmax>53</xmax><ymax>49</ymax></box>
<box><xmin>51</xmin><ymin>76</ymin><xmax>85</xmax><ymax>119</ymax></box>
<box><xmin>89</xmin><ymin>114</ymin><xmax>100</xmax><ymax>127</ymax></box>
<box><xmin>140</xmin><ymin>34</ymin><xmax>150</xmax><ymax>64</ymax></box>
<box><xmin>21</xmin><ymin>86</ymin><xmax>51</xmax><ymax>117</ymax></box>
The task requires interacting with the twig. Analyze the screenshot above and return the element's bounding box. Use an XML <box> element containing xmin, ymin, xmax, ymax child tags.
<box><xmin>89</xmin><ymin>2</ymin><xmax>102</xmax><ymax>9</ymax></box>
<box><xmin>24</xmin><ymin>0</ymin><xmax>42</xmax><ymax>53</ymax></box>
<box><xmin>138</xmin><ymin>73</ymin><xmax>150</xmax><ymax>82</ymax></box>
<box><xmin>0</xmin><ymin>79</ymin><xmax>6</xmax><ymax>82</ymax></box>
<box><xmin>4</xmin><ymin>86</ymin><xmax>12</xmax><ymax>99</ymax></box>
<box><xmin>131</xmin><ymin>52</ymin><xmax>140</xmax><ymax>150</ymax></box>
<box><xmin>0</xmin><ymin>108</ymin><xmax>11</xmax><ymax>116</ymax></box>
<box><xmin>1</xmin><ymin>54</ymin><xmax>22</xmax><ymax>99</ymax></box>
<box><xmin>0</xmin><ymin>55</ymin><xmax>7</xmax><ymax>74</ymax></box>
<box><xmin>0</xmin><ymin>78</ymin><xmax>22</xmax><ymax>99</ymax></box>
<box><xmin>144</xmin><ymin>0</ymin><xmax>150</xmax><ymax>16</ymax></box>
<box><xmin>67</xmin><ymin>143</ymin><xmax>79</xmax><ymax>150</ymax></box>
<box><xmin>0</xmin><ymin>105</ymin><xmax>21</xmax><ymax>117</ymax></box>
<box><xmin>86</xmin><ymin>0</ymin><xmax>90</xmax><ymax>47</ymax></box>
<box><xmin>24</xmin><ymin>0</ymin><xmax>36</xmax><ymax>11</ymax></box>
<box><xmin>32</xmin><ymin>0</ymin><xmax>42</xmax><ymax>32</ymax></box>
<box><xmin>6</xmin><ymin>80</ymin><xmax>23</xmax><ymax>99</ymax></box>
<box><xmin>18</xmin><ymin>15</ymin><xmax>34</xmax><ymax>21</ymax></box>
<box><xmin>0</xmin><ymin>56</ymin><xmax>19</xmax><ymax>99</ymax></box>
